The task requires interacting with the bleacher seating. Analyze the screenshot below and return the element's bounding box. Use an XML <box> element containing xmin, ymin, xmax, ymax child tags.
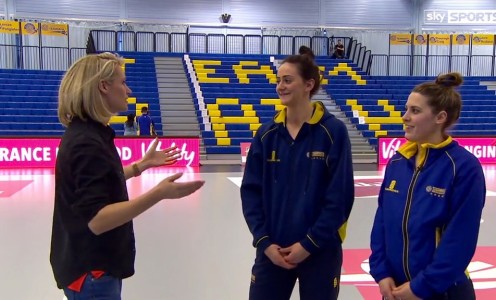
<box><xmin>0</xmin><ymin>69</ymin><xmax>64</xmax><ymax>135</ymax></box>
<box><xmin>110</xmin><ymin>55</ymin><xmax>162</xmax><ymax>135</ymax></box>
<box><xmin>187</xmin><ymin>54</ymin><xmax>361</xmax><ymax>155</ymax></box>
<box><xmin>2</xmin><ymin>51</ymin><xmax>495</xmax><ymax>158</ymax></box>
<box><xmin>188</xmin><ymin>54</ymin><xmax>278</xmax><ymax>154</ymax></box>
<box><xmin>0</xmin><ymin>55</ymin><xmax>162</xmax><ymax>136</ymax></box>
<box><xmin>326</xmin><ymin>75</ymin><xmax>496</xmax><ymax>146</ymax></box>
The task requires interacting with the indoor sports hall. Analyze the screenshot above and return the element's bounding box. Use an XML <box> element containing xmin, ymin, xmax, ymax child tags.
<box><xmin>2</xmin><ymin>0</ymin><xmax>496</xmax><ymax>299</ymax></box>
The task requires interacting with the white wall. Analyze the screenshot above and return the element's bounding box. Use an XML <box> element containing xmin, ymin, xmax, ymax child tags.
<box><xmin>9</xmin><ymin>0</ymin><xmax>414</xmax><ymax>29</ymax></box>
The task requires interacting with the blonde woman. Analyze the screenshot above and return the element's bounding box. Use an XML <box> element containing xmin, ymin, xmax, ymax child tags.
<box><xmin>50</xmin><ymin>53</ymin><xmax>204</xmax><ymax>300</ymax></box>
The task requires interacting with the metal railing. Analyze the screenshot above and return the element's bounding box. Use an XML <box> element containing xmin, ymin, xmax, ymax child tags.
<box><xmin>369</xmin><ymin>54</ymin><xmax>495</xmax><ymax>76</ymax></box>
<box><xmin>3</xmin><ymin>29</ymin><xmax>493</xmax><ymax>76</ymax></box>
<box><xmin>91</xmin><ymin>30</ymin><xmax>351</xmax><ymax>56</ymax></box>
<box><xmin>0</xmin><ymin>44</ymin><xmax>86</xmax><ymax>70</ymax></box>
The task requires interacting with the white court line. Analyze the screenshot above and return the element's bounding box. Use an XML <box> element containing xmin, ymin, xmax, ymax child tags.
<box><xmin>228</xmin><ymin>176</ymin><xmax>496</xmax><ymax>196</ymax></box>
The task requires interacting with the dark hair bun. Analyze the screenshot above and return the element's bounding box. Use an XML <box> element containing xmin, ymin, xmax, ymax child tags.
<box><xmin>298</xmin><ymin>45</ymin><xmax>315</xmax><ymax>60</ymax></box>
<box><xmin>435</xmin><ymin>72</ymin><xmax>463</xmax><ymax>88</ymax></box>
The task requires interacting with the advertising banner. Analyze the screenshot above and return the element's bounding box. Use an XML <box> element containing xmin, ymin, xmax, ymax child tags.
<box><xmin>429</xmin><ymin>34</ymin><xmax>450</xmax><ymax>46</ymax></box>
<box><xmin>0</xmin><ymin>20</ymin><xmax>20</xmax><ymax>34</ymax></box>
<box><xmin>390</xmin><ymin>33</ymin><xmax>412</xmax><ymax>45</ymax></box>
<box><xmin>378</xmin><ymin>137</ymin><xmax>496</xmax><ymax>165</ymax></box>
<box><xmin>41</xmin><ymin>23</ymin><xmax>69</xmax><ymax>36</ymax></box>
<box><xmin>240</xmin><ymin>142</ymin><xmax>251</xmax><ymax>165</ymax></box>
<box><xmin>0</xmin><ymin>137</ymin><xmax>200</xmax><ymax>168</ymax></box>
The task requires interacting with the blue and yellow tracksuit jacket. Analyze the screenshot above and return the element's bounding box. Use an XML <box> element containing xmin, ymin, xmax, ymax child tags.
<box><xmin>370</xmin><ymin>137</ymin><xmax>486</xmax><ymax>298</ymax></box>
<box><xmin>240</xmin><ymin>101</ymin><xmax>354</xmax><ymax>254</ymax></box>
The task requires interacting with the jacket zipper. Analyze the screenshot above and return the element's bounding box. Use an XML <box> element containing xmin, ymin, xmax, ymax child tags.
<box><xmin>402</xmin><ymin>148</ymin><xmax>429</xmax><ymax>281</ymax></box>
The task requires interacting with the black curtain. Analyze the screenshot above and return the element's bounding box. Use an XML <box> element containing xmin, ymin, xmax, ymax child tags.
<box><xmin>86</xmin><ymin>32</ymin><xmax>97</xmax><ymax>54</ymax></box>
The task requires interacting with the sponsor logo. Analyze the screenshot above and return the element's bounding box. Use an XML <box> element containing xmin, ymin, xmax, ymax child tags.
<box><xmin>267</xmin><ymin>150</ymin><xmax>280</xmax><ymax>162</ymax></box>
<box><xmin>240</xmin><ymin>142</ymin><xmax>251</xmax><ymax>164</ymax></box>
<box><xmin>381</xmin><ymin>138</ymin><xmax>402</xmax><ymax>161</ymax></box>
<box><xmin>378</xmin><ymin>137</ymin><xmax>496</xmax><ymax>165</ymax></box>
<box><xmin>0</xmin><ymin>138</ymin><xmax>200</xmax><ymax>168</ymax></box>
<box><xmin>426</xmin><ymin>185</ymin><xmax>446</xmax><ymax>197</ymax></box>
<box><xmin>385</xmin><ymin>180</ymin><xmax>399</xmax><ymax>193</ymax></box>
<box><xmin>308</xmin><ymin>151</ymin><xmax>325</xmax><ymax>160</ymax></box>
<box><xmin>425</xmin><ymin>10</ymin><xmax>496</xmax><ymax>25</ymax></box>
<box><xmin>424</xmin><ymin>10</ymin><xmax>448</xmax><ymax>23</ymax></box>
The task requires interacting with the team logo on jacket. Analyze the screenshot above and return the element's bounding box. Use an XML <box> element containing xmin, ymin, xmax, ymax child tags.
<box><xmin>308</xmin><ymin>151</ymin><xmax>326</xmax><ymax>160</ymax></box>
<box><xmin>385</xmin><ymin>180</ymin><xmax>399</xmax><ymax>193</ymax></box>
<box><xmin>267</xmin><ymin>150</ymin><xmax>280</xmax><ymax>162</ymax></box>
<box><xmin>426</xmin><ymin>186</ymin><xmax>446</xmax><ymax>197</ymax></box>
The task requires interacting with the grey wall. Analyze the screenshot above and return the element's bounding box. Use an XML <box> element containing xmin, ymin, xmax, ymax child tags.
<box><xmin>127</xmin><ymin>0</ymin><xmax>222</xmax><ymax>24</ymax></box>
<box><xmin>224</xmin><ymin>0</ymin><xmax>321</xmax><ymax>26</ymax></box>
<box><xmin>325</xmin><ymin>0</ymin><xmax>412</xmax><ymax>30</ymax></box>
<box><xmin>14</xmin><ymin>0</ymin><xmax>121</xmax><ymax>20</ymax></box>
<box><xmin>8</xmin><ymin>0</ymin><xmax>414</xmax><ymax>30</ymax></box>
<box><xmin>0</xmin><ymin>0</ymin><xmax>6</xmax><ymax>17</ymax></box>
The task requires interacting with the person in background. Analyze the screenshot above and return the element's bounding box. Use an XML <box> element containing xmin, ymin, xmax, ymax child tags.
<box><xmin>241</xmin><ymin>46</ymin><xmax>354</xmax><ymax>300</ymax></box>
<box><xmin>331</xmin><ymin>39</ymin><xmax>345</xmax><ymax>58</ymax></box>
<box><xmin>123</xmin><ymin>113</ymin><xmax>138</xmax><ymax>136</ymax></box>
<box><xmin>50</xmin><ymin>52</ymin><xmax>205</xmax><ymax>300</ymax></box>
<box><xmin>369</xmin><ymin>72</ymin><xmax>485</xmax><ymax>300</ymax></box>
<box><xmin>138</xmin><ymin>106</ymin><xmax>156</xmax><ymax>136</ymax></box>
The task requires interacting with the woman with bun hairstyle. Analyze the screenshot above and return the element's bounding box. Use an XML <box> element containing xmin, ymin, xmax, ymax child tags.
<box><xmin>369</xmin><ymin>72</ymin><xmax>485</xmax><ymax>300</ymax></box>
<box><xmin>240</xmin><ymin>46</ymin><xmax>354</xmax><ymax>300</ymax></box>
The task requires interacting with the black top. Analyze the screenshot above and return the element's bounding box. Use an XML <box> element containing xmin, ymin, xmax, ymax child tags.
<box><xmin>335</xmin><ymin>44</ymin><xmax>344</xmax><ymax>56</ymax></box>
<box><xmin>50</xmin><ymin>117</ymin><xmax>135</xmax><ymax>289</ymax></box>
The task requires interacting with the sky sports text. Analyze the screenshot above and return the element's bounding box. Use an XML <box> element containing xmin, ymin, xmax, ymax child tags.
<box><xmin>425</xmin><ymin>10</ymin><xmax>496</xmax><ymax>24</ymax></box>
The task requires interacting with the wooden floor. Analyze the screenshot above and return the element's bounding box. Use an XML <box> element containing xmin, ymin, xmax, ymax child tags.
<box><xmin>1</xmin><ymin>164</ymin><xmax>495</xmax><ymax>299</ymax></box>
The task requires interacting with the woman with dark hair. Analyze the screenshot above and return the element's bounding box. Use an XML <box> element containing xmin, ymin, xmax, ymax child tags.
<box><xmin>123</xmin><ymin>113</ymin><xmax>138</xmax><ymax>136</ymax></box>
<box><xmin>369</xmin><ymin>72</ymin><xmax>485</xmax><ymax>300</ymax></box>
<box><xmin>298</xmin><ymin>45</ymin><xmax>315</xmax><ymax>59</ymax></box>
<box><xmin>241</xmin><ymin>47</ymin><xmax>354</xmax><ymax>300</ymax></box>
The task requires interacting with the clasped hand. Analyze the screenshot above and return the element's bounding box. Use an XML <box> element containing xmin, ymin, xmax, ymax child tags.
<box><xmin>264</xmin><ymin>243</ymin><xmax>310</xmax><ymax>269</ymax></box>
<box><xmin>379</xmin><ymin>278</ymin><xmax>421</xmax><ymax>300</ymax></box>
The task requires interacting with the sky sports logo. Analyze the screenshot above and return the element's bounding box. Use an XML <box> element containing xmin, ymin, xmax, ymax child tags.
<box><xmin>425</xmin><ymin>10</ymin><xmax>496</xmax><ymax>24</ymax></box>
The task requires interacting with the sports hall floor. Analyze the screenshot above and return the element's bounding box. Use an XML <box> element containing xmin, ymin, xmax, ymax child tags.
<box><xmin>1</xmin><ymin>163</ymin><xmax>496</xmax><ymax>300</ymax></box>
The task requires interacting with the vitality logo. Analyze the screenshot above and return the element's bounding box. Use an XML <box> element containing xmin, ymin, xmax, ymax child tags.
<box><xmin>381</xmin><ymin>138</ymin><xmax>403</xmax><ymax>160</ymax></box>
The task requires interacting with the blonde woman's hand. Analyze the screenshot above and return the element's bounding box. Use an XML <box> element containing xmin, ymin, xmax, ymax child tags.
<box><xmin>151</xmin><ymin>173</ymin><xmax>205</xmax><ymax>200</ymax></box>
<box><xmin>141</xmin><ymin>138</ymin><xmax>180</xmax><ymax>169</ymax></box>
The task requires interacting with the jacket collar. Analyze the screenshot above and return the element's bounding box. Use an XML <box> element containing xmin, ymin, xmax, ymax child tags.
<box><xmin>398</xmin><ymin>136</ymin><xmax>453</xmax><ymax>167</ymax></box>
<box><xmin>274</xmin><ymin>101</ymin><xmax>326</xmax><ymax>126</ymax></box>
